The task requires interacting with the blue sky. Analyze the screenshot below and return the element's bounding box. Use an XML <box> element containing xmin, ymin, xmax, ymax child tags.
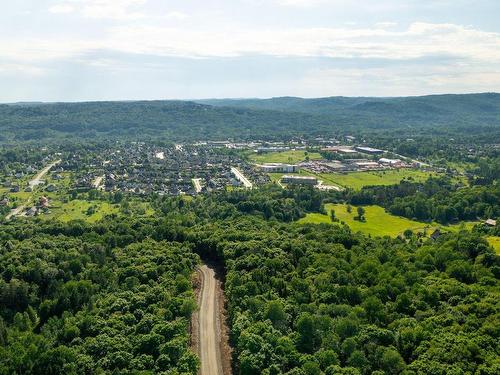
<box><xmin>1</xmin><ymin>0</ymin><xmax>499</xmax><ymax>101</ymax></box>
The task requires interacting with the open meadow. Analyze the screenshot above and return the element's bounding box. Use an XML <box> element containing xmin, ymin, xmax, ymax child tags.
<box><xmin>315</xmin><ymin>170</ymin><xmax>437</xmax><ymax>190</ymax></box>
<box><xmin>248</xmin><ymin>150</ymin><xmax>322</xmax><ymax>164</ymax></box>
<box><xmin>299</xmin><ymin>203</ymin><xmax>478</xmax><ymax>237</ymax></box>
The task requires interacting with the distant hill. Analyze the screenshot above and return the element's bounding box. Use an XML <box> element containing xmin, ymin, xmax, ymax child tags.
<box><xmin>0</xmin><ymin>100</ymin><xmax>329</xmax><ymax>143</ymax></box>
<box><xmin>0</xmin><ymin>93</ymin><xmax>499</xmax><ymax>144</ymax></box>
<box><xmin>197</xmin><ymin>93</ymin><xmax>500</xmax><ymax>117</ymax></box>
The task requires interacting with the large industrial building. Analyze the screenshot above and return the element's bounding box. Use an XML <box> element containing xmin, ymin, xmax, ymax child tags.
<box><xmin>281</xmin><ymin>175</ymin><xmax>318</xmax><ymax>185</ymax></box>
<box><xmin>258</xmin><ymin>163</ymin><xmax>299</xmax><ymax>173</ymax></box>
<box><xmin>355</xmin><ymin>146</ymin><xmax>384</xmax><ymax>154</ymax></box>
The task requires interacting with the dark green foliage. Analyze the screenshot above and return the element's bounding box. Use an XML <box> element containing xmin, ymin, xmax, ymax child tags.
<box><xmin>349</xmin><ymin>177</ymin><xmax>499</xmax><ymax>224</ymax></box>
<box><xmin>2</xmin><ymin>93</ymin><xmax>500</xmax><ymax>144</ymax></box>
<box><xmin>0</xmin><ymin>224</ymin><xmax>200</xmax><ymax>374</ymax></box>
<box><xmin>0</xmin><ymin>187</ymin><xmax>498</xmax><ymax>374</ymax></box>
<box><xmin>187</xmin><ymin>209</ymin><xmax>499</xmax><ymax>374</ymax></box>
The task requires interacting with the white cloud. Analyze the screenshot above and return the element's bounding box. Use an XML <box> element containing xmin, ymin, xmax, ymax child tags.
<box><xmin>49</xmin><ymin>4</ymin><xmax>75</xmax><ymax>14</ymax></box>
<box><xmin>99</xmin><ymin>22</ymin><xmax>500</xmax><ymax>63</ymax></box>
<box><xmin>374</xmin><ymin>22</ymin><xmax>398</xmax><ymax>29</ymax></box>
<box><xmin>301</xmin><ymin>63</ymin><xmax>500</xmax><ymax>96</ymax></box>
<box><xmin>0</xmin><ymin>63</ymin><xmax>45</xmax><ymax>77</ymax></box>
<box><xmin>275</xmin><ymin>0</ymin><xmax>332</xmax><ymax>7</ymax></box>
<box><xmin>2</xmin><ymin>22</ymin><xmax>499</xmax><ymax>63</ymax></box>
<box><xmin>49</xmin><ymin>0</ymin><xmax>147</xmax><ymax>20</ymax></box>
<box><xmin>164</xmin><ymin>11</ymin><xmax>188</xmax><ymax>20</ymax></box>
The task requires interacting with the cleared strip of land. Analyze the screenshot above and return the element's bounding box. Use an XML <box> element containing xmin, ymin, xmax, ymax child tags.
<box><xmin>198</xmin><ymin>265</ymin><xmax>224</xmax><ymax>375</ymax></box>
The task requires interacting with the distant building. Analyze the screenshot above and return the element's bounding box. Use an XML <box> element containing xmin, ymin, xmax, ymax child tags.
<box><xmin>256</xmin><ymin>146</ymin><xmax>290</xmax><ymax>153</ymax></box>
<box><xmin>258</xmin><ymin>163</ymin><xmax>299</xmax><ymax>173</ymax></box>
<box><xmin>355</xmin><ymin>146</ymin><xmax>384</xmax><ymax>154</ymax></box>
<box><xmin>39</xmin><ymin>196</ymin><xmax>49</xmax><ymax>209</ymax></box>
<box><xmin>321</xmin><ymin>146</ymin><xmax>357</xmax><ymax>154</ymax></box>
<box><xmin>281</xmin><ymin>175</ymin><xmax>318</xmax><ymax>185</ymax></box>
<box><xmin>354</xmin><ymin>161</ymin><xmax>380</xmax><ymax>170</ymax></box>
<box><xmin>379</xmin><ymin>158</ymin><xmax>402</xmax><ymax>167</ymax></box>
<box><xmin>485</xmin><ymin>219</ymin><xmax>497</xmax><ymax>227</ymax></box>
<box><xmin>430</xmin><ymin>229</ymin><xmax>441</xmax><ymax>240</ymax></box>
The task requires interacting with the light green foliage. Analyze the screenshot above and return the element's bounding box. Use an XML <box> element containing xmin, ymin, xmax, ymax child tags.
<box><xmin>249</xmin><ymin>150</ymin><xmax>322</xmax><ymax>164</ymax></box>
<box><xmin>299</xmin><ymin>203</ymin><xmax>477</xmax><ymax>237</ymax></box>
<box><xmin>317</xmin><ymin>170</ymin><xmax>435</xmax><ymax>190</ymax></box>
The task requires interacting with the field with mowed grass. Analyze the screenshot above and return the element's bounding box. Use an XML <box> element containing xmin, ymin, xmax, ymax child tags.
<box><xmin>314</xmin><ymin>170</ymin><xmax>437</xmax><ymax>190</ymax></box>
<box><xmin>248</xmin><ymin>150</ymin><xmax>322</xmax><ymax>164</ymax></box>
<box><xmin>299</xmin><ymin>203</ymin><xmax>477</xmax><ymax>237</ymax></box>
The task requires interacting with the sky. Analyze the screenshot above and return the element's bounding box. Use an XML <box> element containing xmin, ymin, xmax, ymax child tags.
<box><xmin>1</xmin><ymin>0</ymin><xmax>500</xmax><ymax>102</ymax></box>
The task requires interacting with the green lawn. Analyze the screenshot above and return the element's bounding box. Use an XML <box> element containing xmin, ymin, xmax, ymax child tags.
<box><xmin>487</xmin><ymin>236</ymin><xmax>500</xmax><ymax>254</ymax></box>
<box><xmin>299</xmin><ymin>203</ymin><xmax>478</xmax><ymax>237</ymax></box>
<box><xmin>268</xmin><ymin>169</ymin><xmax>433</xmax><ymax>190</ymax></box>
<box><xmin>249</xmin><ymin>150</ymin><xmax>322</xmax><ymax>164</ymax></box>
<box><xmin>314</xmin><ymin>170</ymin><xmax>436</xmax><ymax>190</ymax></box>
<box><xmin>44</xmin><ymin>200</ymin><xmax>120</xmax><ymax>223</ymax></box>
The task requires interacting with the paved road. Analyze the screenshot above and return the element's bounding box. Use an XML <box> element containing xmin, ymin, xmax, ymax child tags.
<box><xmin>6</xmin><ymin>159</ymin><xmax>61</xmax><ymax>220</ymax></box>
<box><xmin>29</xmin><ymin>159</ymin><xmax>61</xmax><ymax>187</ymax></box>
<box><xmin>199</xmin><ymin>265</ymin><xmax>224</xmax><ymax>375</ymax></box>
<box><xmin>192</xmin><ymin>178</ymin><xmax>202</xmax><ymax>193</ymax></box>
<box><xmin>93</xmin><ymin>175</ymin><xmax>104</xmax><ymax>189</ymax></box>
<box><xmin>230</xmin><ymin>167</ymin><xmax>253</xmax><ymax>188</ymax></box>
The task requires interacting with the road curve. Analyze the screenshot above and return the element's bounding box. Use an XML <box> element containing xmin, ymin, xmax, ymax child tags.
<box><xmin>198</xmin><ymin>265</ymin><xmax>224</xmax><ymax>375</ymax></box>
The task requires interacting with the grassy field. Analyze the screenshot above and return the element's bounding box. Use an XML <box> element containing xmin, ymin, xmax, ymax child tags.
<box><xmin>44</xmin><ymin>199</ymin><xmax>120</xmax><ymax>223</ymax></box>
<box><xmin>249</xmin><ymin>150</ymin><xmax>322</xmax><ymax>164</ymax></box>
<box><xmin>299</xmin><ymin>203</ymin><xmax>477</xmax><ymax>237</ymax></box>
<box><xmin>314</xmin><ymin>170</ymin><xmax>436</xmax><ymax>190</ymax></box>
<box><xmin>487</xmin><ymin>236</ymin><xmax>500</xmax><ymax>254</ymax></box>
<box><xmin>268</xmin><ymin>168</ymin><xmax>436</xmax><ymax>190</ymax></box>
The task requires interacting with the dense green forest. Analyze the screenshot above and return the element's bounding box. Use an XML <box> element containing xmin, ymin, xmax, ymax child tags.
<box><xmin>0</xmin><ymin>219</ymin><xmax>200</xmax><ymax>374</ymax></box>
<box><xmin>1</xmin><ymin>93</ymin><xmax>499</xmax><ymax>144</ymax></box>
<box><xmin>198</xmin><ymin>93</ymin><xmax>500</xmax><ymax>135</ymax></box>
<box><xmin>0</xmin><ymin>186</ymin><xmax>498</xmax><ymax>374</ymax></box>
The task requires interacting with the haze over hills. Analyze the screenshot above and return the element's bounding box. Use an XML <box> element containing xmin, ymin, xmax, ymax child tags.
<box><xmin>197</xmin><ymin>93</ymin><xmax>500</xmax><ymax>117</ymax></box>
<box><xmin>0</xmin><ymin>93</ymin><xmax>499</xmax><ymax>144</ymax></box>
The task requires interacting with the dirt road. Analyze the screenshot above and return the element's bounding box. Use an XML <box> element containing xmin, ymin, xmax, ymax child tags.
<box><xmin>198</xmin><ymin>265</ymin><xmax>224</xmax><ymax>375</ymax></box>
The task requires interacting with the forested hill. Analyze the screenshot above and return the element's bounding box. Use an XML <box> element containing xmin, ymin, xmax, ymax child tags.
<box><xmin>198</xmin><ymin>93</ymin><xmax>500</xmax><ymax>134</ymax></box>
<box><xmin>198</xmin><ymin>93</ymin><xmax>500</xmax><ymax>117</ymax></box>
<box><xmin>0</xmin><ymin>101</ymin><xmax>327</xmax><ymax>143</ymax></box>
<box><xmin>1</xmin><ymin>93</ymin><xmax>499</xmax><ymax>144</ymax></box>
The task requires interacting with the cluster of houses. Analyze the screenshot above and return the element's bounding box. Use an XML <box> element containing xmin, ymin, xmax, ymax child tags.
<box><xmin>24</xmin><ymin>196</ymin><xmax>51</xmax><ymax>217</ymax></box>
<box><xmin>63</xmin><ymin>143</ymin><xmax>269</xmax><ymax>196</ymax></box>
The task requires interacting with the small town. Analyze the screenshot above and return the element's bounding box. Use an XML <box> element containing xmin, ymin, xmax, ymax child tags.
<box><xmin>0</xmin><ymin>137</ymin><xmax>452</xmax><ymax>220</ymax></box>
